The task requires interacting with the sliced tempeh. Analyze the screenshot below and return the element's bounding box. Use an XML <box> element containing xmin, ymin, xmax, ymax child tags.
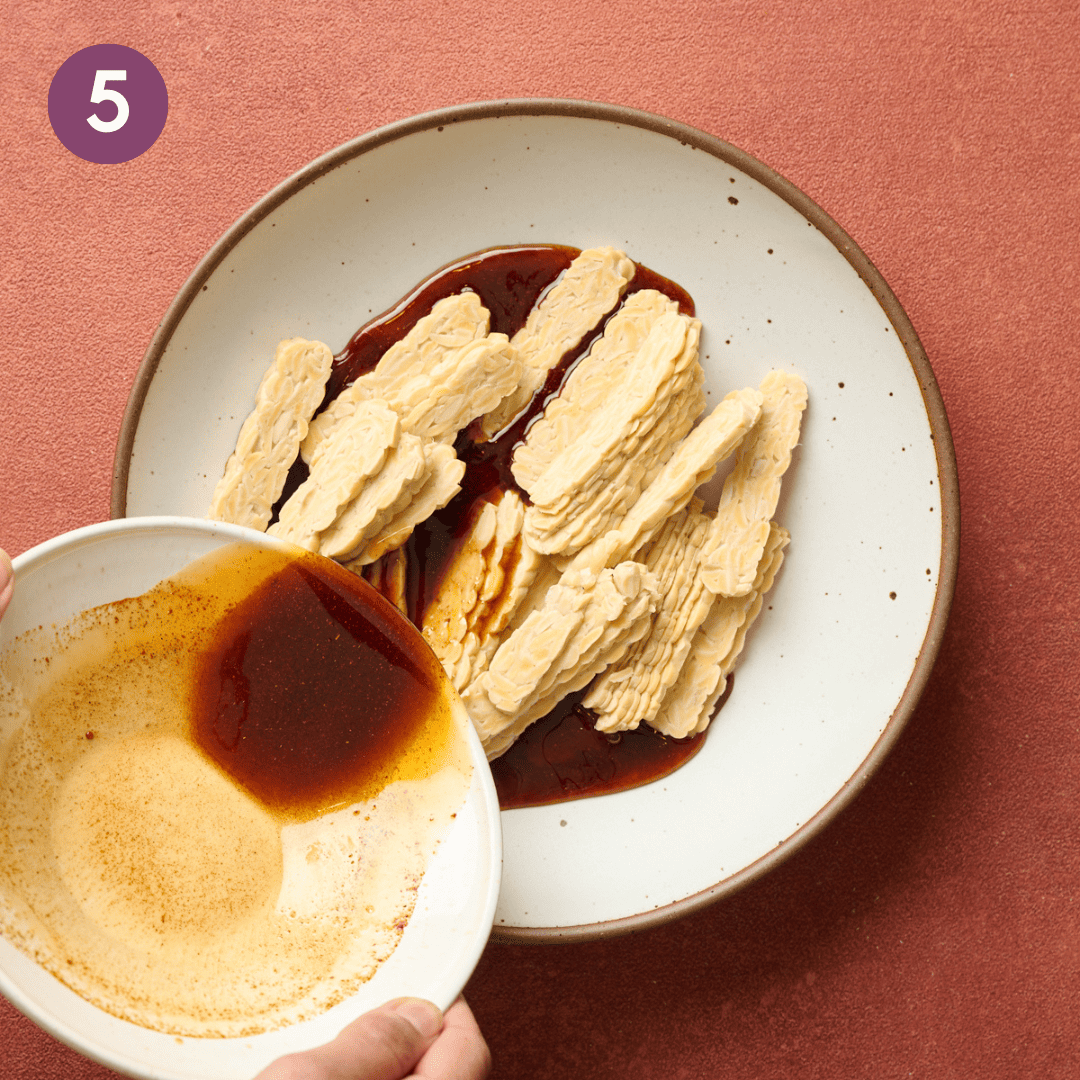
<box><xmin>523</xmin><ymin>373</ymin><xmax>706</xmax><ymax>555</ymax></box>
<box><xmin>422</xmin><ymin>500</ymin><xmax>500</xmax><ymax>674</ymax></box>
<box><xmin>267</xmin><ymin>399</ymin><xmax>400</xmax><ymax>551</ymax></box>
<box><xmin>476</xmin><ymin>570</ymin><xmax>657</xmax><ymax>760</ymax></box>
<box><xmin>460</xmin><ymin>562</ymin><xmax>658</xmax><ymax>757</ymax></box>
<box><xmin>521</xmin><ymin>312</ymin><xmax>703</xmax><ymax>554</ymax></box>
<box><xmin>481</xmin><ymin>247</ymin><xmax>636</xmax><ymax>436</ymax></box>
<box><xmin>511</xmin><ymin>289</ymin><xmax>679</xmax><ymax>490</ymax></box>
<box><xmin>300</xmin><ymin>292</ymin><xmax>491</xmax><ymax>462</ymax></box>
<box><xmin>451</xmin><ymin>497</ymin><xmax>545</xmax><ymax>692</ymax></box>
<box><xmin>526</xmin><ymin>311</ymin><xmax>695</xmax><ymax>510</ymax></box>
<box><xmin>208</xmin><ymin>338</ymin><xmax>333</xmax><ymax>530</ymax></box>
<box><xmin>652</xmin><ymin>523</ymin><xmax>789</xmax><ymax>738</ymax></box>
<box><xmin>421</xmin><ymin>491</ymin><xmax>543</xmax><ymax>691</ymax></box>
<box><xmin>638</xmin><ymin>370</ymin><xmax>708</xmax><ymax>491</ymax></box>
<box><xmin>355</xmin><ymin>442</ymin><xmax>467</xmax><ymax>566</ymax></box>
<box><xmin>316</xmin><ymin>432</ymin><xmax>428</xmax><ymax>561</ymax></box>
<box><xmin>584</xmin><ymin>502</ymin><xmax>715</xmax><ymax>732</ymax></box>
<box><xmin>366</xmin><ymin>290</ymin><xmax>491</xmax><ymax>386</ymax></box>
<box><xmin>453</xmin><ymin>538</ymin><xmax>546</xmax><ymax>694</ymax></box>
<box><xmin>492</xmin><ymin>552</ymin><xmax>563</xmax><ymax>641</ymax></box>
<box><xmin>356</xmin><ymin>546</ymin><xmax>408</xmax><ymax>614</ymax></box>
<box><xmin>568</xmin><ymin>387</ymin><xmax>764</xmax><ymax>575</ymax></box>
<box><xmin>385</xmin><ymin>333</ymin><xmax>520</xmax><ymax>441</ymax></box>
<box><xmin>358</xmin><ymin>554</ymin><xmax>386</xmax><ymax>600</ymax></box>
<box><xmin>699</xmin><ymin>370</ymin><xmax>807</xmax><ymax>597</ymax></box>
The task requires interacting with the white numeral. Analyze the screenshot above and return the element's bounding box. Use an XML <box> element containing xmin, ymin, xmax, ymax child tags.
<box><xmin>87</xmin><ymin>70</ymin><xmax>129</xmax><ymax>133</ymax></box>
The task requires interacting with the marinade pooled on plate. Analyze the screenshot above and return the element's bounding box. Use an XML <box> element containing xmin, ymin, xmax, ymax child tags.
<box><xmin>208</xmin><ymin>245</ymin><xmax>806</xmax><ymax>802</ymax></box>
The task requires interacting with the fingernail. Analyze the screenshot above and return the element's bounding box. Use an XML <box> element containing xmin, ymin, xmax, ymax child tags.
<box><xmin>0</xmin><ymin>550</ymin><xmax>12</xmax><ymax>612</ymax></box>
<box><xmin>392</xmin><ymin>998</ymin><xmax>443</xmax><ymax>1040</ymax></box>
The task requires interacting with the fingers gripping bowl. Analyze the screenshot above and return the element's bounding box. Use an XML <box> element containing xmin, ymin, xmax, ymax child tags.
<box><xmin>0</xmin><ymin>518</ymin><xmax>501</xmax><ymax>1080</ymax></box>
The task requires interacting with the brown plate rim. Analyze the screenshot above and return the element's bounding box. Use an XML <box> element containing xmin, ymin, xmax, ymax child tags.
<box><xmin>110</xmin><ymin>97</ymin><xmax>960</xmax><ymax>945</ymax></box>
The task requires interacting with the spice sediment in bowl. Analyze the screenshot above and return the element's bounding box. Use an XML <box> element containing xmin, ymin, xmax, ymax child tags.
<box><xmin>0</xmin><ymin>539</ymin><xmax>472</xmax><ymax>1038</ymax></box>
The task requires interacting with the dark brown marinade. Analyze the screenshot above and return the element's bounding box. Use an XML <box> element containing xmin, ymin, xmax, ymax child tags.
<box><xmin>274</xmin><ymin>244</ymin><xmax>714</xmax><ymax>810</ymax></box>
<box><xmin>272</xmin><ymin>246</ymin><xmax>579</xmax><ymax>517</ymax></box>
<box><xmin>190</xmin><ymin>552</ymin><xmax>446</xmax><ymax>820</ymax></box>
<box><xmin>492</xmin><ymin>679</ymin><xmax>733</xmax><ymax>810</ymax></box>
<box><xmin>328</xmin><ymin>245</ymin><xmax>580</xmax><ymax>399</ymax></box>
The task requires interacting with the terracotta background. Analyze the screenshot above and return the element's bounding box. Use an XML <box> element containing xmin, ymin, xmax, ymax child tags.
<box><xmin>1</xmin><ymin>1</ymin><xmax>1078</xmax><ymax>1076</ymax></box>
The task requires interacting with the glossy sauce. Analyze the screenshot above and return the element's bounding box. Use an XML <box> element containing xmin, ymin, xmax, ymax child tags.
<box><xmin>491</xmin><ymin>682</ymin><xmax>732</xmax><ymax>810</ymax></box>
<box><xmin>275</xmin><ymin>245</ymin><xmax>717</xmax><ymax>811</ymax></box>
<box><xmin>191</xmin><ymin>549</ymin><xmax>451</xmax><ymax>820</ymax></box>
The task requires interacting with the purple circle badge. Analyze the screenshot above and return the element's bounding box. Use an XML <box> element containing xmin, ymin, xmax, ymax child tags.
<box><xmin>48</xmin><ymin>45</ymin><xmax>168</xmax><ymax>164</ymax></box>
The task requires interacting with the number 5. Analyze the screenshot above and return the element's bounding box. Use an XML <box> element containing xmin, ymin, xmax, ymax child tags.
<box><xmin>87</xmin><ymin>70</ymin><xmax>129</xmax><ymax>133</ymax></box>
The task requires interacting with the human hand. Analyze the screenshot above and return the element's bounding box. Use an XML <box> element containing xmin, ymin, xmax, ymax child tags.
<box><xmin>253</xmin><ymin>996</ymin><xmax>491</xmax><ymax>1080</ymax></box>
<box><xmin>0</xmin><ymin>548</ymin><xmax>12</xmax><ymax>621</ymax></box>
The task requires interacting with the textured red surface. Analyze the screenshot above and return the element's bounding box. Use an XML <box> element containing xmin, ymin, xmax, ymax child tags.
<box><xmin>1</xmin><ymin>1</ymin><xmax>1078</xmax><ymax>1077</ymax></box>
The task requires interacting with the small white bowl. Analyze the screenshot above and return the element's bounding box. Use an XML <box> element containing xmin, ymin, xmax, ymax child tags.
<box><xmin>0</xmin><ymin>517</ymin><xmax>501</xmax><ymax>1080</ymax></box>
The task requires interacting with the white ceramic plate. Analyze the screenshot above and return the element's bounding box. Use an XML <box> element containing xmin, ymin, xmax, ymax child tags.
<box><xmin>0</xmin><ymin>518</ymin><xmax>501</xmax><ymax>1079</ymax></box>
<box><xmin>114</xmin><ymin>101</ymin><xmax>958</xmax><ymax>942</ymax></box>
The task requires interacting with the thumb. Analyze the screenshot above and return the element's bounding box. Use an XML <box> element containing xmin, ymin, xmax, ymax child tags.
<box><xmin>0</xmin><ymin>549</ymin><xmax>12</xmax><ymax>621</ymax></box>
<box><xmin>254</xmin><ymin>998</ymin><xmax>444</xmax><ymax>1080</ymax></box>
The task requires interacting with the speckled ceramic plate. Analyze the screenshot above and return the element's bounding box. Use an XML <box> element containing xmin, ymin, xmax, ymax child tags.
<box><xmin>114</xmin><ymin>100</ymin><xmax>958</xmax><ymax>943</ymax></box>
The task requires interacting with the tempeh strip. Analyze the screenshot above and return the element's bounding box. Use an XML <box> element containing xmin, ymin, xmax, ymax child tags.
<box><xmin>652</xmin><ymin>523</ymin><xmax>789</xmax><ymax>738</ymax></box>
<box><xmin>356</xmin><ymin>547</ymin><xmax>408</xmax><ymax>614</ymax></box>
<box><xmin>526</xmin><ymin>312</ymin><xmax>695</xmax><ymax>511</ymax></box>
<box><xmin>422</xmin><ymin>501</ymin><xmax>500</xmax><ymax>673</ymax></box>
<box><xmin>385</xmin><ymin>334</ymin><xmax>520</xmax><ymax>441</ymax></box>
<box><xmin>460</xmin><ymin>562</ymin><xmax>658</xmax><ymax>753</ymax></box>
<box><xmin>568</xmin><ymin>387</ymin><xmax>763</xmax><ymax>575</ymax></box>
<box><xmin>445</xmin><ymin>493</ymin><xmax>528</xmax><ymax>688</ymax></box>
<box><xmin>452</xmin><ymin>536</ymin><xmax>545</xmax><ymax>693</ymax></box>
<box><xmin>208</xmin><ymin>338</ymin><xmax>333</xmax><ymax>530</ymax></box>
<box><xmin>317</xmin><ymin>433</ymin><xmax>428</xmax><ymax>561</ymax></box>
<box><xmin>522</xmin><ymin>371</ymin><xmax>705</xmax><ymax>555</ymax></box>
<box><xmin>300</xmin><ymin>292</ymin><xmax>491</xmax><ymax>462</ymax></box>
<box><xmin>481</xmin><ymin>247</ymin><xmax>635</xmax><ymax>436</ymax></box>
<box><xmin>421</xmin><ymin>492</ymin><xmax>541</xmax><ymax>691</ymax></box>
<box><xmin>356</xmin><ymin>443</ymin><xmax>466</xmax><ymax>566</ymax></box>
<box><xmin>477</xmin><ymin>570</ymin><xmax>656</xmax><ymax>759</ymax></box>
<box><xmin>511</xmin><ymin>289</ymin><xmax>679</xmax><ymax>490</ymax></box>
<box><xmin>584</xmin><ymin>503</ymin><xmax>714</xmax><ymax>731</ymax></box>
<box><xmin>699</xmin><ymin>370</ymin><xmax>806</xmax><ymax>597</ymax></box>
<box><xmin>267</xmin><ymin>400</ymin><xmax>400</xmax><ymax>551</ymax></box>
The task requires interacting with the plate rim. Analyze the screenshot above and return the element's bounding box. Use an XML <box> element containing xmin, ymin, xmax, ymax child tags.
<box><xmin>110</xmin><ymin>97</ymin><xmax>960</xmax><ymax>944</ymax></box>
